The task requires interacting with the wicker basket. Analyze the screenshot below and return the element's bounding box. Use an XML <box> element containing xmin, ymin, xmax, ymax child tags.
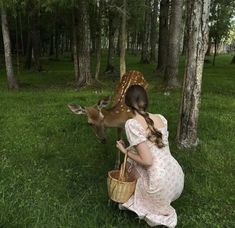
<box><xmin>107</xmin><ymin>153</ymin><xmax>136</xmax><ymax>203</ymax></box>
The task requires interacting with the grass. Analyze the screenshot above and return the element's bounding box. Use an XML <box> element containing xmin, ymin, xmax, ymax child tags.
<box><xmin>0</xmin><ymin>53</ymin><xmax>234</xmax><ymax>227</ymax></box>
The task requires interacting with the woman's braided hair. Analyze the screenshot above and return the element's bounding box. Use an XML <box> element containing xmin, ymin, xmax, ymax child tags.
<box><xmin>125</xmin><ymin>85</ymin><xmax>164</xmax><ymax>148</ymax></box>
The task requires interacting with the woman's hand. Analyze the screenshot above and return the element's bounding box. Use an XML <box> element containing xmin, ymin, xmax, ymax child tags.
<box><xmin>116</xmin><ymin>140</ymin><xmax>127</xmax><ymax>154</ymax></box>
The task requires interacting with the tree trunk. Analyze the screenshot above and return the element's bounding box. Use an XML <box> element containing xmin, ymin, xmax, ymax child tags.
<box><xmin>231</xmin><ymin>54</ymin><xmax>235</xmax><ymax>64</ymax></box>
<box><xmin>25</xmin><ymin>28</ymin><xmax>32</xmax><ymax>69</ymax></box>
<box><xmin>77</xmin><ymin>0</ymin><xmax>92</xmax><ymax>88</ymax></box>
<box><xmin>212</xmin><ymin>39</ymin><xmax>217</xmax><ymax>66</ymax></box>
<box><xmin>1</xmin><ymin>6</ymin><xmax>19</xmax><ymax>89</ymax></box>
<box><xmin>72</xmin><ymin>8</ymin><xmax>79</xmax><ymax>81</ymax></box>
<box><xmin>105</xmin><ymin>13</ymin><xmax>117</xmax><ymax>73</ymax></box>
<box><xmin>15</xmin><ymin>13</ymin><xmax>20</xmax><ymax>75</ymax></box>
<box><xmin>150</xmin><ymin>0</ymin><xmax>158</xmax><ymax>63</ymax></box>
<box><xmin>164</xmin><ymin>0</ymin><xmax>183</xmax><ymax>88</ymax></box>
<box><xmin>55</xmin><ymin>26</ymin><xmax>59</xmax><ymax>59</ymax></box>
<box><xmin>19</xmin><ymin>12</ymin><xmax>24</xmax><ymax>56</ymax></box>
<box><xmin>206</xmin><ymin>36</ymin><xmax>211</xmax><ymax>56</ymax></box>
<box><xmin>157</xmin><ymin>0</ymin><xmax>169</xmax><ymax>74</ymax></box>
<box><xmin>49</xmin><ymin>32</ymin><xmax>54</xmax><ymax>56</ymax></box>
<box><xmin>31</xmin><ymin>10</ymin><xmax>42</xmax><ymax>72</ymax></box>
<box><xmin>119</xmin><ymin>0</ymin><xmax>127</xmax><ymax>78</ymax></box>
<box><xmin>140</xmin><ymin>0</ymin><xmax>151</xmax><ymax>64</ymax></box>
<box><xmin>95</xmin><ymin>0</ymin><xmax>103</xmax><ymax>81</ymax></box>
<box><xmin>176</xmin><ymin>0</ymin><xmax>211</xmax><ymax>148</ymax></box>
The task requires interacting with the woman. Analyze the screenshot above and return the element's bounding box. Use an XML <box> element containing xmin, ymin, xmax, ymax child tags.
<box><xmin>116</xmin><ymin>85</ymin><xmax>184</xmax><ymax>228</ymax></box>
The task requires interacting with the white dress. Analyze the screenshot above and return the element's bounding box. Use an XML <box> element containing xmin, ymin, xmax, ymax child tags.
<box><xmin>120</xmin><ymin>115</ymin><xmax>184</xmax><ymax>228</ymax></box>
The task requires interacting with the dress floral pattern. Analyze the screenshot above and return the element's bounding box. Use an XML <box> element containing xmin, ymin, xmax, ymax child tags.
<box><xmin>120</xmin><ymin>114</ymin><xmax>184</xmax><ymax>228</ymax></box>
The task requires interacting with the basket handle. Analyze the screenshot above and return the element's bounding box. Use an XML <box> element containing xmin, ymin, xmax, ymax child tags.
<box><xmin>119</xmin><ymin>152</ymin><xmax>128</xmax><ymax>181</ymax></box>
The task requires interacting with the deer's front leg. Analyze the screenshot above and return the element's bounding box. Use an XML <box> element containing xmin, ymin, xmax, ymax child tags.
<box><xmin>115</xmin><ymin>128</ymin><xmax>122</xmax><ymax>169</ymax></box>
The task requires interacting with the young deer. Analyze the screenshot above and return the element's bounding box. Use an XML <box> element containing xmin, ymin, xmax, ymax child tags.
<box><xmin>68</xmin><ymin>70</ymin><xmax>148</xmax><ymax>168</ymax></box>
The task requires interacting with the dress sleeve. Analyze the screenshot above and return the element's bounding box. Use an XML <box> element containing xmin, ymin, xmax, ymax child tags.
<box><xmin>125</xmin><ymin>119</ymin><xmax>147</xmax><ymax>147</ymax></box>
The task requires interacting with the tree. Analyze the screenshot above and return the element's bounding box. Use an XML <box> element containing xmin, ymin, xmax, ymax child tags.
<box><xmin>209</xmin><ymin>0</ymin><xmax>235</xmax><ymax>65</ymax></box>
<box><xmin>72</xmin><ymin>6</ymin><xmax>79</xmax><ymax>81</ymax></box>
<box><xmin>94</xmin><ymin>0</ymin><xmax>104</xmax><ymax>81</ymax></box>
<box><xmin>1</xmin><ymin>4</ymin><xmax>19</xmax><ymax>89</ymax></box>
<box><xmin>140</xmin><ymin>0</ymin><xmax>151</xmax><ymax>64</ymax></box>
<box><xmin>77</xmin><ymin>0</ymin><xmax>92</xmax><ymax>87</ymax></box>
<box><xmin>177</xmin><ymin>0</ymin><xmax>211</xmax><ymax>148</ymax></box>
<box><xmin>164</xmin><ymin>0</ymin><xmax>183</xmax><ymax>88</ymax></box>
<box><xmin>105</xmin><ymin>1</ymin><xmax>119</xmax><ymax>74</ymax></box>
<box><xmin>150</xmin><ymin>0</ymin><xmax>158</xmax><ymax>63</ymax></box>
<box><xmin>156</xmin><ymin>0</ymin><xmax>169</xmax><ymax>74</ymax></box>
<box><xmin>119</xmin><ymin>0</ymin><xmax>127</xmax><ymax>78</ymax></box>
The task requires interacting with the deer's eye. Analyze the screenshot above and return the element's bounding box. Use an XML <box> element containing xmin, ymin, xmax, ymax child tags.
<box><xmin>88</xmin><ymin>123</ymin><xmax>92</xmax><ymax>126</ymax></box>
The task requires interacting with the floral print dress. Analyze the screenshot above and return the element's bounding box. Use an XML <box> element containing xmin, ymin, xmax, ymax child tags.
<box><xmin>120</xmin><ymin>114</ymin><xmax>184</xmax><ymax>228</ymax></box>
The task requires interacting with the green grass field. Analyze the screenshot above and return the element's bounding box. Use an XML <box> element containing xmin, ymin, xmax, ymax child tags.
<box><xmin>0</xmin><ymin>54</ymin><xmax>234</xmax><ymax>227</ymax></box>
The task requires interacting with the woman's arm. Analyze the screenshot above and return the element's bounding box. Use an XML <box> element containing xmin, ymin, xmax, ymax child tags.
<box><xmin>116</xmin><ymin>140</ymin><xmax>153</xmax><ymax>167</ymax></box>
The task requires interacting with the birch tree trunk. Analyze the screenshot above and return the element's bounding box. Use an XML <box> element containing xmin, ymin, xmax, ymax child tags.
<box><xmin>1</xmin><ymin>6</ymin><xmax>19</xmax><ymax>89</ymax></box>
<box><xmin>164</xmin><ymin>0</ymin><xmax>183</xmax><ymax>88</ymax></box>
<box><xmin>119</xmin><ymin>0</ymin><xmax>126</xmax><ymax>78</ymax></box>
<box><xmin>77</xmin><ymin>0</ymin><xmax>92</xmax><ymax>88</ymax></box>
<box><xmin>177</xmin><ymin>0</ymin><xmax>211</xmax><ymax>148</ymax></box>
<box><xmin>157</xmin><ymin>0</ymin><xmax>169</xmax><ymax>74</ymax></box>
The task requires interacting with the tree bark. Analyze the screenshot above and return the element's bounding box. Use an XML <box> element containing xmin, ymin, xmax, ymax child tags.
<box><xmin>105</xmin><ymin>13</ymin><xmax>117</xmax><ymax>73</ymax></box>
<box><xmin>176</xmin><ymin>0</ymin><xmax>211</xmax><ymax>148</ymax></box>
<box><xmin>77</xmin><ymin>0</ymin><xmax>92</xmax><ymax>88</ymax></box>
<box><xmin>150</xmin><ymin>0</ymin><xmax>158</xmax><ymax>63</ymax></box>
<box><xmin>15</xmin><ymin>13</ymin><xmax>20</xmax><ymax>75</ymax></box>
<box><xmin>119</xmin><ymin>0</ymin><xmax>127</xmax><ymax>78</ymax></box>
<box><xmin>95</xmin><ymin>0</ymin><xmax>103</xmax><ymax>81</ymax></box>
<box><xmin>164</xmin><ymin>0</ymin><xmax>183</xmax><ymax>88</ymax></box>
<box><xmin>140</xmin><ymin>0</ymin><xmax>151</xmax><ymax>64</ymax></box>
<box><xmin>157</xmin><ymin>0</ymin><xmax>169</xmax><ymax>73</ymax></box>
<box><xmin>212</xmin><ymin>39</ymin><xmax>217</xmax><ymax>66</ymax></box>
<box><xmin>72</xmin><ymin>8</ymin><xmax>79</xmax><ymax>81</ymax></box>
<box><xmin>19</xmin><ymin>12</ymin><xmax>24</xmax><ymax>56</ymax></box>
<box><xmin>31</xmin><ymin>9</ymin><xmax>42</xmax><ymax>72</ymax></box>
<box><xmin>1</xmin><ymin>6</ymin><xmax>19</xmax><ymax>89</ymax></box>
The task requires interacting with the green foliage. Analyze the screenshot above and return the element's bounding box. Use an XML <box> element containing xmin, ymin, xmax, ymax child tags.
<box><xmin>209</xmin><ymin>0</ymin><xmax>235</xmax><ymax>42</ymax></box>
<box><xmin>0</xmin><ymin>54</ymin><xmax>234</xmax><ymax>227</ymax></box>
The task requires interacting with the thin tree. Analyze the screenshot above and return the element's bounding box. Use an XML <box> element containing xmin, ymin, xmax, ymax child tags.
<box><xmin>119</xmin><ymin>0</ymin><xmax>127</xmax><ymax>78</ymax></box>
<box><xmin>140</xmin><ymin>0</ymin><xmax>151</xmax><ymax>64</ymax></box>
<box><xmin>177</xmin><ymin>0</ymin><xmax>211</xmax><ymax>148</ymax></box>
<box><xmin>105</xmin><ymin>7</ymin><xmax>117</xmax><ymax>73</ymax></box>
<box><xmin>150</xmin><ymin>0</ymin><xmax>158</xmax><ymax>63</ymax></box>
<box><xmin>156</xmin><ymin>0</ymin><xmax>169</xmax><ymax>74</ymax></box>
<box><xmin>95</xmin><ymin>0</ymin><xmax>103</xmax><ymax>81</ymax></box>
<box><xmin>1</xmin><ymin>4</ymin><xmax>19</xmax><ymax>89</ymax></box>
<box><xmin>164</xmin><ymin>0</ymin><xmax>183</xmax><ymax>88</ymax></box>
<box><xmin>72</xmin><ymin>6</ymin><xmax>79</xmax><ymax>81</ymax></box>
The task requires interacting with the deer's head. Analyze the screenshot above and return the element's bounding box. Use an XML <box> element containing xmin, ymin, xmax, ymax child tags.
<box><xmin>68</xmin><ymin>96</ymin><xmax>111</xmax><ymax>144</ymax></box>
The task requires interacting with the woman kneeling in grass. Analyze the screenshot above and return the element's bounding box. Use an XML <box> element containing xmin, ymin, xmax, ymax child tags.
<box><xmin>116</xmin><ymin>85</ymin><xmax>184</xmax><ymax>228</ymax></box>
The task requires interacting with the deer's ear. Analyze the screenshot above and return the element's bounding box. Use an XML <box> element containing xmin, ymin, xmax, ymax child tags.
<box><xmin>97</xmin><ymin>96</ymin><xmax>111</xmax><ymax>110</ymax></box>
<box><xmin>68</xmin><ymin>104</ymin><xmax>86</xmax><ymax>115</ymax></box>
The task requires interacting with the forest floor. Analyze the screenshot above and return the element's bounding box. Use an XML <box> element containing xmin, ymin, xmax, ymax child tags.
<box><xmin>0</xmin><ymin>54</ymin><xmax>234</xmax><ymax>227</ymax></box>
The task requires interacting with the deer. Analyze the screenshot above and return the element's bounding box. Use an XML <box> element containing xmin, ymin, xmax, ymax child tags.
<box><xmin>68</xmin><ymin>70</ymin><xmax>148</xmax><ymax>168</ymax></box>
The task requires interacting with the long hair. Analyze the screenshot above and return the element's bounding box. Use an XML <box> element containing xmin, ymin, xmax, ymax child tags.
<box><xmin>125</xmin><ymin>85</ymin><xmax>164</xmax><ymax>148</ymax></box>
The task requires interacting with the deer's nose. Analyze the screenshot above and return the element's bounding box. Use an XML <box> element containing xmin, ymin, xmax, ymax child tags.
<box><xmin>100</xmin><ymin>138</ymin><xmax>107</xmax><ymax>144</ymax></box>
